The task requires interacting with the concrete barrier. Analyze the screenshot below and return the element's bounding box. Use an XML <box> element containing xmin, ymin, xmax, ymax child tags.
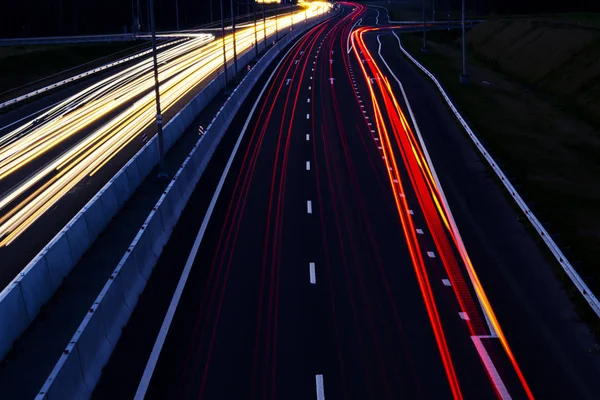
<box><xmin>0</xmin><ymin>25</ymin><xmax>280</xmax><ymax>362</ymax></box>
<box><xmin>36</xmin><ymin>12</ymin><xmax>334</xmax><ymax>399</ymax></box>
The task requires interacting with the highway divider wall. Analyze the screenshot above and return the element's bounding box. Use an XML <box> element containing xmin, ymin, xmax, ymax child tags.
<box><xmin>35</xmin><ymin>13</ymin><xmax>332</xmax><ymax>400</ymax></box>
<box><xmin>0</xmin><ymin>15</ymin><xmax>326</xmax><ymax>362</ymax></box>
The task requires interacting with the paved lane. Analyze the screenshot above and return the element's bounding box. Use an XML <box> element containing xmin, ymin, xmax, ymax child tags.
<box><xmin>134</xmin><ymin>4</ymin><xmax>525</xmax><ymax>399</ymax></box>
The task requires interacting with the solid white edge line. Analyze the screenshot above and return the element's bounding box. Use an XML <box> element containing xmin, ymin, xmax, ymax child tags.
<box><xmin>390</xmin><ymin>29</ymin><xmax>600</xmax><ymax>319</ymax></box>
<box><xmin>133</xmin><ymin>32</ymin><xmax>303</xmax><ymax>399</ymax></box>
<box><xmin>316</xmin><ymin>374</ymin><xmax>325</xmax><ymax>400</ymax></box>
<box><xmin>472</xmin><ymin>336</ymin><xmax>513</xmax><ymax>400</ymax></box>
<box><xmin>376</xmin><ymin>33</ymin><xmax>496</xmax><ymax>334</ymax></box>
<box><xmin>309</xmin><ymin>262</ymin><xmax>316</xmax><ymax>284</ymax></box>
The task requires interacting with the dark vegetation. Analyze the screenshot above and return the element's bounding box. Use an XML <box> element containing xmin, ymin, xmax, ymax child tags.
<box><xmin>400</xmin><ymin>20</ymin><xmax>600</xmax><ymax>328</ymax></box>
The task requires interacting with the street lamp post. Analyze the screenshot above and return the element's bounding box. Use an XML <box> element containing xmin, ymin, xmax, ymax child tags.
<box><xmin>262</xmin><ymin>2</ymin><xmax>267</xmax><ymax>51</ymax></box>
<box><xmin>275</xmin><ymin>2</ymin><xmax>279</xmax><ymax>41</ymax></box>
<box><xmin>149</xmin><ymin>0</ymin><xmax>166</xmax><ymax>176</ymax></box>
<box><xmin>220</xmin><ymin>0</ymin><xmax>228</xmax><ymax>85</ymax></box>
<box><xmin>175</xmin><ymin>0</ymin><xmax>180</xmax><ymax>30</ymax></box>
<box><xmin>230</xmin><ymin>0</ymin><xmax>239</xmax><ymax>79</ymax></box>
<box><xmin>460</xmin><ymin>0</ymin><xmax>469</xmax><ymax>84</ymax></box>
<box><xmin>254</xmin><ymin>0</ymin><xmax>258</xmax><ymax>56</ymax></box>
<box><xmin>421</xmin><ymin>0</ymin><xmax>427</xmax><ymax>52</ymax></box>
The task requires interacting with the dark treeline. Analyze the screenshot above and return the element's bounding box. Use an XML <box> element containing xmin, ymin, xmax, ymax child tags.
<box><xmin>1</xmin><ymin>0</ymin><xmax>599</xmax><ymax>39</ymax></box>
<box><xmin>0</xmin><ymin>0</ymin><xmax>260</xmax><ymax>38</ymax></box>
<box><xmin>445</xmin><ymin>0</ymin><xmax>600</xmax><ymax>14</ymax></box>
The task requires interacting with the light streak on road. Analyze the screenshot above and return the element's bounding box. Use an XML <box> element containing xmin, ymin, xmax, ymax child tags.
<box><xmin>0</xmin><ymin>2</ymin><xmax>329</xmax><ymax>246</ymax></box>
<box><xmin>351</xmin><ymin>24</ymin><xmax>534</xmax><ymax>399</ymax></box>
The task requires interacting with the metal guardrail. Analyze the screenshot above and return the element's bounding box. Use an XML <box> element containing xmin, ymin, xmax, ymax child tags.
<box><xmin>0</xmin><ymin>34</ymin><xmax>137</xmax><ymax>46</ymax></box>
<box><xmin>0</xmin><ymin>38</ymin><xmax>194</xmax><ymax>111</ymax></box>
<box><xmin>35</xmin><ymin>12</ymin><xmax>332</xmax><ymax>400</ymax></box>
<box><xmin>392</xmin><ymin>30</ymin><xmax>600</xmax><ymax>318</ymax></box>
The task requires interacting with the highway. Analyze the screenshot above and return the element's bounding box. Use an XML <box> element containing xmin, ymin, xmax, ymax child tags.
<box><xmin>0</xmin><ymin>2</ymin><xmax>328</xmax><ymax>290</ymax></box>
<box><xmin>87</xmin><ymin>3</ymin><xmax>600</xmax><ymax>400</ymax></box>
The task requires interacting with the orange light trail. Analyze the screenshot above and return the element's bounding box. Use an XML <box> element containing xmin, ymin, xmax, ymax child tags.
<box><xmin>351</xmin><ymin>24</ymin><xmax>535</xmax><ymax>400</ymax></box>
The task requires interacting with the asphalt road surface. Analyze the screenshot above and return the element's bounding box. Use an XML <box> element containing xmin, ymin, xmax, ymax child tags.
<box><xmin>98</xmin><ymin>3</ymin><xmax>600</xmax><ymax>400</ymax></box>
<box><xmin>0</xmin><ymin>5</ymin><xmax>326</xmax><ymax>291</ymax></box>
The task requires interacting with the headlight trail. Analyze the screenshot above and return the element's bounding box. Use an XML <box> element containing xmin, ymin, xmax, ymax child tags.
<box><xmin>0</xmin><ymin>2</ymin><xmax>329</xmax><ymax>246</ymax></box>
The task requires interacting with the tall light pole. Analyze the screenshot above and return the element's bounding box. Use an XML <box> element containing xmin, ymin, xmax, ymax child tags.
<box><xmin>220</xmin><ymin>0</ymin><xmax>228</xmax><ymax>85</ymax></box>
<box><xmin>230</xmin><ymin>0</ymin><xmax>239</xmax><ymax>79</ymax></box>
<box><xmin>421</xmin><ymin>0</ymin><xmax>427</xmax><ymax>52</ymax></box>
<box><xmin>253</xmin><ymin>0</ymin><xmax>258</xmax><ymax>56</ymax></box>
<box><xmin>304</xmin><ymin>3</ymin><xmax>308</xmax><ymax>24</ymax></box>
<box><xmin>262</xmin><ymin>1</ymin><xmax>267</xmax><ymax>51</ymax></box>
<box><xmin>175</xmin><ymin>0</ymin><xmax>180</xmax><ymax>30</ymax></box>
<box><xmin>460</xmin><ymin>0</ymin><xmax>469</xmax><ymax>84</ymax></box>
<box><xmin>149</xmin><ymin>0</ymin><xmax>166</xmax><ymax>176</ymax></box>
<box><xmin>275</xmin><ymin>1</ymin><xmax>279</xmax><ymax>41</ymax></box>
<box><xmin>290</xmin><ymin>1</ymin><xmax>294</xmax><ymax>32</ymax></box>
<box><xmin>146</xmin><ymin>0</ymin><xmax>151</xmax><ymax>33</ymax></box>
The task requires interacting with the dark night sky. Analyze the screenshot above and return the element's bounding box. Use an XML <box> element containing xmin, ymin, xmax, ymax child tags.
<box><xmin>1</xmin><ymin>0</ymin><xmax>599</xmax><ymax>38</ymax></box>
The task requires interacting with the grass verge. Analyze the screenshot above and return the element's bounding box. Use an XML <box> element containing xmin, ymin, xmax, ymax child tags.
<box><xmin>400</xmin><ymin>31</ymin><xmax>600</xmax><ymax>333</ymax></box>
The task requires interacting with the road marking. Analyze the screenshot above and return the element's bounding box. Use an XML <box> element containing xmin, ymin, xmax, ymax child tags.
<box><xmin>306</xmin><ymin>114</ymin><xmax>310</xmax><ymax>120</ymax></box>
<box><xmin>427</xmin><ymin>251</ymin><xmax>436</xmax><ymax>258</ymax></box>
<box><xmin>459</xmin><ymin>312</ymin><xmax>470</xmax><ymax>321</ymax></box>
<box><xmin>310</xmin><ymin>76</ymin><xmax>313</xmax><ymax>80</ymax></box>
<box><xmin>472</xmin><ymin>336</ymin><xmax>512</xmax><ymax>400</ymax></box>
<box><xmin>307</xmin><ymin>98</ymin><xmax>311</xmax><ymax>103</ymax></box>
<box><xmin>416</xmin><ymin>228</ymin><xmax>424</xmax><ymax>234</ymax></box>
<box><xmin>306</xmin><ymin>134</ymin><xmax>310</xmax><ymax>141</ymax></box>
<box><xmin>442</xmin><ymin>279</ymin><xmax>452</xmax><ymax>286</ymax></box>
<box><xmin>408</xmin><ymin>209</ymin><xmax>414</xmax><ymax>215</ymax></box>
<box><xmin>316</xmin><ymin>375</ymin><xmax>325</xmax><ymax>400</ymax></box>
<box><xmin>286</xmin><ymin>78</ymin><xmax>291</xmax><ymax>85</ymax></box>
<box><xmin>307</xmin><ymin>200</ymin><xmax>313</xmax><ymax>214</ymax></box>
<box><xmin>133</xmin><ymin>35</ymin><xmax>296</xmax><ymax>398</ymax></box>
<box><xmin>309</xmin><ymin>86</ymin><xmax>312</xmax><ymax>90</ymax></box>
<box><xmin>379</xmin><ymin>32</ymin><xmax>501</xmax><ymax>334</ymax></box>
<box><xmin>377</xmin><ymin>146</ymin><xmax>382</xmax><ymax>150</ymax></box>
<box><xmin>306</xmin><ymin>161</ymin><xmax>311</xmax><ymax>171</ymax></box>
<box><xmin>309</xmin><ymin>262</ymin><xmax>316</xmax><ymax>284</ymax></box>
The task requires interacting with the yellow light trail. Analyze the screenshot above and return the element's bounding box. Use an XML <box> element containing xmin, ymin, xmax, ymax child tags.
<box><xmin>0</xmin><ymin>2</ymin><xmax>329</xmax><ymax>246</ymax></box>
